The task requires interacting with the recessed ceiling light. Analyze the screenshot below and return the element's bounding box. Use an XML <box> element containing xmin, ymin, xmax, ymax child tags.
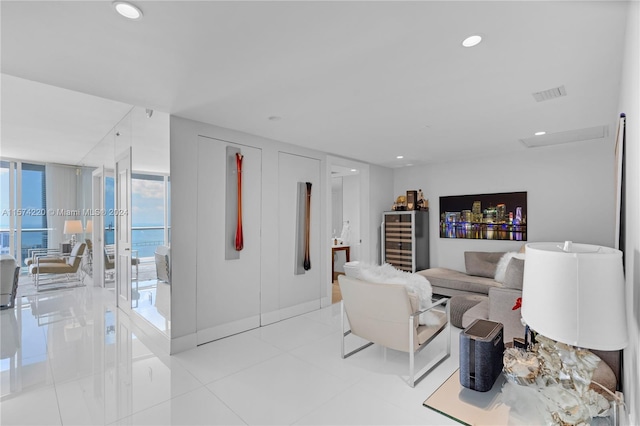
<box><xmin>113</xmin><ymin>1</ymin><xmax>143</xmax><ymax>20</ymax></box>
<box><xmin>534</xmin><ymin>131</ymin><xmax>547</xmax><ymax>136</ymax></box>
<box><xmin>350</xmin><ymin>169</ymin><xmax>357</xmax><ymax>172</ymax></box>
<box><xmin>396</xmin><ymin>155</ymin><xmax>404</xmax><ymax>159</ymax></box>
<box><xmin>462</xmin><ymin>35</ymin><xmax>482</xmax><ymax>48</ymax></box>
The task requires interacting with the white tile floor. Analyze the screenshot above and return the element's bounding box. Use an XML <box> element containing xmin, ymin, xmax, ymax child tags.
<box><xmin>1</xmin><ymin>286</ymin><xmax>461</xmax><ymax>425</ymax></box>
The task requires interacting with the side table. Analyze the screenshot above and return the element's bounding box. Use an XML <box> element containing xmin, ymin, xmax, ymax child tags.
<box><xmin>424</xmin><ymin>369</ymin><xmax>616</xmax><ymax>425</ymax></box>
<box><xmin>424</xmin><ymin>369</ymin><xmax>515</xmax><ymax>425</ymax></box>
<box><xmin>331</xmin><ymin>245</ymin><xmax>350</xmax><ymax>281</ymax></box>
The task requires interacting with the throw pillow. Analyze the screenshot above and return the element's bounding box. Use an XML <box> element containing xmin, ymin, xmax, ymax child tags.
<box><xmin>464</xmin><ymin>251</ymin><xmax>505</xmax><ymax>278</ymax></box>
<box><xmin>503</xmin><ymin>258</ymin><xmax>525</xmax><ymax>289</ymax></box>
<box><xmin>494</xmin><ymin>252</ymin><xmax>525</xmax><ymax>283</ymax></box>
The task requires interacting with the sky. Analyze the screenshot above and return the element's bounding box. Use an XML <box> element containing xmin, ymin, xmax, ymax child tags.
<box><xmin>2</xmin><ymin>169</ymin><xmax>167</xmax><ymax>230</ymax></box>
<box><xmin>0</xmin><ymin>166</ymin><xmax>47</xmax><ymax>229</ymax></box>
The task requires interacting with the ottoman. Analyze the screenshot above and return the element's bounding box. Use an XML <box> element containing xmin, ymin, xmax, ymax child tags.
<box><xmin>449</xmin><ymin>294</ymin><xmax>488</xmax><ymax>328</ymax></box>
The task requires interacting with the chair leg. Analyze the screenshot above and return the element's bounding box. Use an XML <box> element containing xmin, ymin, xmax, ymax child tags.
<box><xmin>409</xmin><ymin>317</ymin><xmax>416</xmax><ymax>387</ymax></box>
<box><xmin>408</xmin><ymin>303</ymin><xmax>452</xmax><ymax>388</ymax></box>
<box><xmin>341</xmin><ymin>300</ymin><xmax>373</xmax><ymax>359</ymax></box>
<box><xmin>11</xmin><ymin>266</ymin><xmax>19</xmax><ymax>308</ymax></box>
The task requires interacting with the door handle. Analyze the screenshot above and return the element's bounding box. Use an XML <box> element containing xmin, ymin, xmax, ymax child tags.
<box><xmin>125</xmin><ymin>248</ymin><xmax>130</xmax><ymax>251</ymax></box>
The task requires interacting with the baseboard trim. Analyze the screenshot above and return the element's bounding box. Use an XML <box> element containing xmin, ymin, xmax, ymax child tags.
<box><xmin>320</xmin><ymin>296</ymin><xmax>332</xmax><ymax>308</ymax></box>
<box><xmin>196</xmin><ymin>315</ymin><xmax>260</xmax><ymax>345</ymax></box>
<box><xmin>129</xmin><ymin>311</ymin><xmax>171</xmax><ymax>355</ymax></box>
<box><xmin>171</xmin><ymin>332</ymin><xmax>198</xmax><ymax>354</ymax></box>
<box><xmin>261</xmin><ymin>299</ymin><xmax>320</xmax><ymax>326</ymax></box>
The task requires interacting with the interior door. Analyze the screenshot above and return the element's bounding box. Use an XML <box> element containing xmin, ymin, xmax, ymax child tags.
<box><xmin>92</xmin><ymin>167</ymin><xmax>105</xmax><ymax>288</ymax></box>
<box><xmin>115</xmin><ymin>148</ymin><xmax>132</xmax><ymax>313</ymax></box>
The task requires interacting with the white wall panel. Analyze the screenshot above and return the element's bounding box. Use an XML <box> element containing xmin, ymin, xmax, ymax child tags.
<box><xmin>196</xmin><ymin>137</ymin><xmax>262</xmax><ymax>343</ymax></box>
<box><xmin>277</xmin><ymin>152</ymin><xmax>321</xmax><ymax>314</ymax></box>
<box><xmin>170</xmin><ymin>116</ymin><xmax>330</xmax><ymax>352</ymax></box>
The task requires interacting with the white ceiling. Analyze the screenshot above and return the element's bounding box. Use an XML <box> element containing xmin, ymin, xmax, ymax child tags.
<box><xmin>0</xmin><ymin>1</ymin><xmax>629</xmax><ymax>168</ymax></box>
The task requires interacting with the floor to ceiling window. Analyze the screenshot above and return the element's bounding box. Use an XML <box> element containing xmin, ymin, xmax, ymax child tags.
<box><xmin>131</xmin><ymin>173</ymin><xmax>169</xmax><ymax>259</ymax></box>
<box><xmin>128</xmin><ymin>172</ymin><xmax>170</xmax><ymax>333</ymax></box>
<box><xmin>0</xmin><ymin>161</ymin><xmax>48</xmax><ymax>263</ymax></box>
<box><xmin>0</xmin><ymin>161</ymin><xmax>12</xmax><ymax>254</ymax></box>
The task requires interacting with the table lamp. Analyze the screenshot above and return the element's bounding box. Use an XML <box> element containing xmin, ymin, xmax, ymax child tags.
<box><xmin>520</xmin><ymin>241</ymin><xmax>628</xmax><ymax>423</ymax></box>
<box><xmin>85</xmin><ymin>220</ymin><xmax>93</xmax><ymax>234</ymax></box>
<box><xmin>63</xmin><ymin>219</ymin><xmax>83</xmax><ymax>248</ymax></box>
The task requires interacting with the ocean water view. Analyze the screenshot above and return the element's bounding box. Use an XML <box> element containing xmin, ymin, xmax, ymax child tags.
<box><xmin>2</xmin><ymin>226</ymin><xmax>167</xmax><ymax>259</ymax></box>
<box><xmin>107</xmin><ymin>226</ymin><xmax>166</xmax><ymax>258</ymax></box>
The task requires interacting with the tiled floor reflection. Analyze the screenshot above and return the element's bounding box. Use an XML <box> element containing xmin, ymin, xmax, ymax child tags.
<box><xmin>1</xmin><ymin>286</ymin><xmax>459</xmax><ymax>425</ymax></box>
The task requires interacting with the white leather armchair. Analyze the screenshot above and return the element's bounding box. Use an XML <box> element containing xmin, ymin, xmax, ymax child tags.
<box><xmin>338</xmin><ymin>275</ymin><xmax>450</xmax><ymax>387</ymax></box>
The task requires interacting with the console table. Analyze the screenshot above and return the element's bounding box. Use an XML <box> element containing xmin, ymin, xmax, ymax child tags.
<box><xmin>331</xmin><ymin>245</ymin><xmax>350</xmax><ymax>281</ymax></box>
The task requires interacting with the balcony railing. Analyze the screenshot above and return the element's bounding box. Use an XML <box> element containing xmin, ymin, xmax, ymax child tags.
<box><xmin>1</xmin><ymin>225</ymin><xmax>170</xmax><ymax>261</ymax></box>
<box><xmin>0</xmin><ymin>228</ymin><xmax>49</xmax><ymax>260</ymax></box>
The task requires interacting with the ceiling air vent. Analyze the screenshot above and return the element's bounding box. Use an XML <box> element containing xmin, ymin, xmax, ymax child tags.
<box><xmin>532</xmin><ymin>85</ymin><xmax>567</xmax><ymax>102</ymax></box>
<box><xmin>520</xmin><ymin>125</ymin><xmax>608</xmax><ymax>148</ymax></box>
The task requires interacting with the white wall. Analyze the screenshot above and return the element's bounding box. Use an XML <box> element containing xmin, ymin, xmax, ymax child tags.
<box><xmin>169</xmin><ymin>116</ymin><xmax>329</xmax><ymax>352</ymax></box>
<box><xmin>618</xmin><ymin>1</ymin><xmax>639</xmax><ymax>422</ymax></box>
<box><xmin>368</xmin><ymin>165</ymin><xmax>394</xmax><ymax>264</ymax></box>
<box><xmin>393</xmin><ymin>141</ymin><xmax>616</xmax><ymax>272</ymax></box>
<box><xmin>342</xmin><ymin>174</ymin><xmax>360</xmax><ymax>257</ymax></box>
<box><xmin>331</xmin><ymin>177</ymin><xmax>343</xmax><ymax>238</ymax></box>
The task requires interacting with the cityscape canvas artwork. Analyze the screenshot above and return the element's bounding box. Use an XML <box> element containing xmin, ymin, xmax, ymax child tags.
<box><xmin>439</xmin><ymin>191</ymin><xmax>527</xmax><ymax>240</ymax></box>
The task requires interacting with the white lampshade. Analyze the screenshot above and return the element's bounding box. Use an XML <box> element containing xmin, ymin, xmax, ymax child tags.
<box><xmin>63</xmin><ymin>219</ymin><xmax>83</xmax><ymax>235</ymax></box>
<box><xmin>521</xmin><ymin>242</ymin><xmax>628</xmax><ymax>351</ymax></box>
<box><xmin>85</xmin><ymin>220</ymin><xmax>93</xmax><ymax>234</ymax></box>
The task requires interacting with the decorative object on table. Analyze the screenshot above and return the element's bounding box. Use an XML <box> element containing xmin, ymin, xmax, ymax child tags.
<box><xmin>459</xmin><ymin>319</ymin><xmax>504</xmax><ymax>392</ymax></box>
<box><xmin>392</xmin><ymin>195</ymin><xmax>407</xmax><ymax>211</ymax></box>
<box><xmin>439</xmin><ymin>191</ymin><xmax>527</xmax><ymax>240</ymax></box>
<box><xmin>63</xmin><ymin>219</ymin><xmax>83</xmax><ymax>248</ymax></box>
<box><xmin>234</xmin><ymin>153</ymin><xmax>244</xmax><ymax>251</ymax></box>
<box><xmin>303</xmin><ymin>182</ymin><xmax>312</xmax><ymax>270</ymax></box>
<box><xmin>510</xmin><ymin>241</ymin><xmax>628</xmax><ymax>425</ymax></box>
<box><xmin>225</xmin><ymin>146</ymin><xmax>242</xmax><ymax>260</ymax></box>
<box><xmin>502</xmin><ymin>337</ymin><xmax>611</xmax><ymax>424</ymax></box>
<box><xmin>417</xmin><ymin>189</ymin><xmax>427</xmax><ymax>210</ymax></box>
<box><xmin>406</xmin><ymin>190</ymin><xmax>418</xmax><ymax>210</ymax></box>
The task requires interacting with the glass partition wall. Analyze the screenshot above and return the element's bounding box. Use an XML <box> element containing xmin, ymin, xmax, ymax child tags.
<box><xmin>1</xmin><ymin>104</ymin><xmax>171</xmax><ymax>338</ymax></box>
<box><xmin>79</xmin><ymin>106</ymin><xmax>170</xmax><ymax>336</ymax></box>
